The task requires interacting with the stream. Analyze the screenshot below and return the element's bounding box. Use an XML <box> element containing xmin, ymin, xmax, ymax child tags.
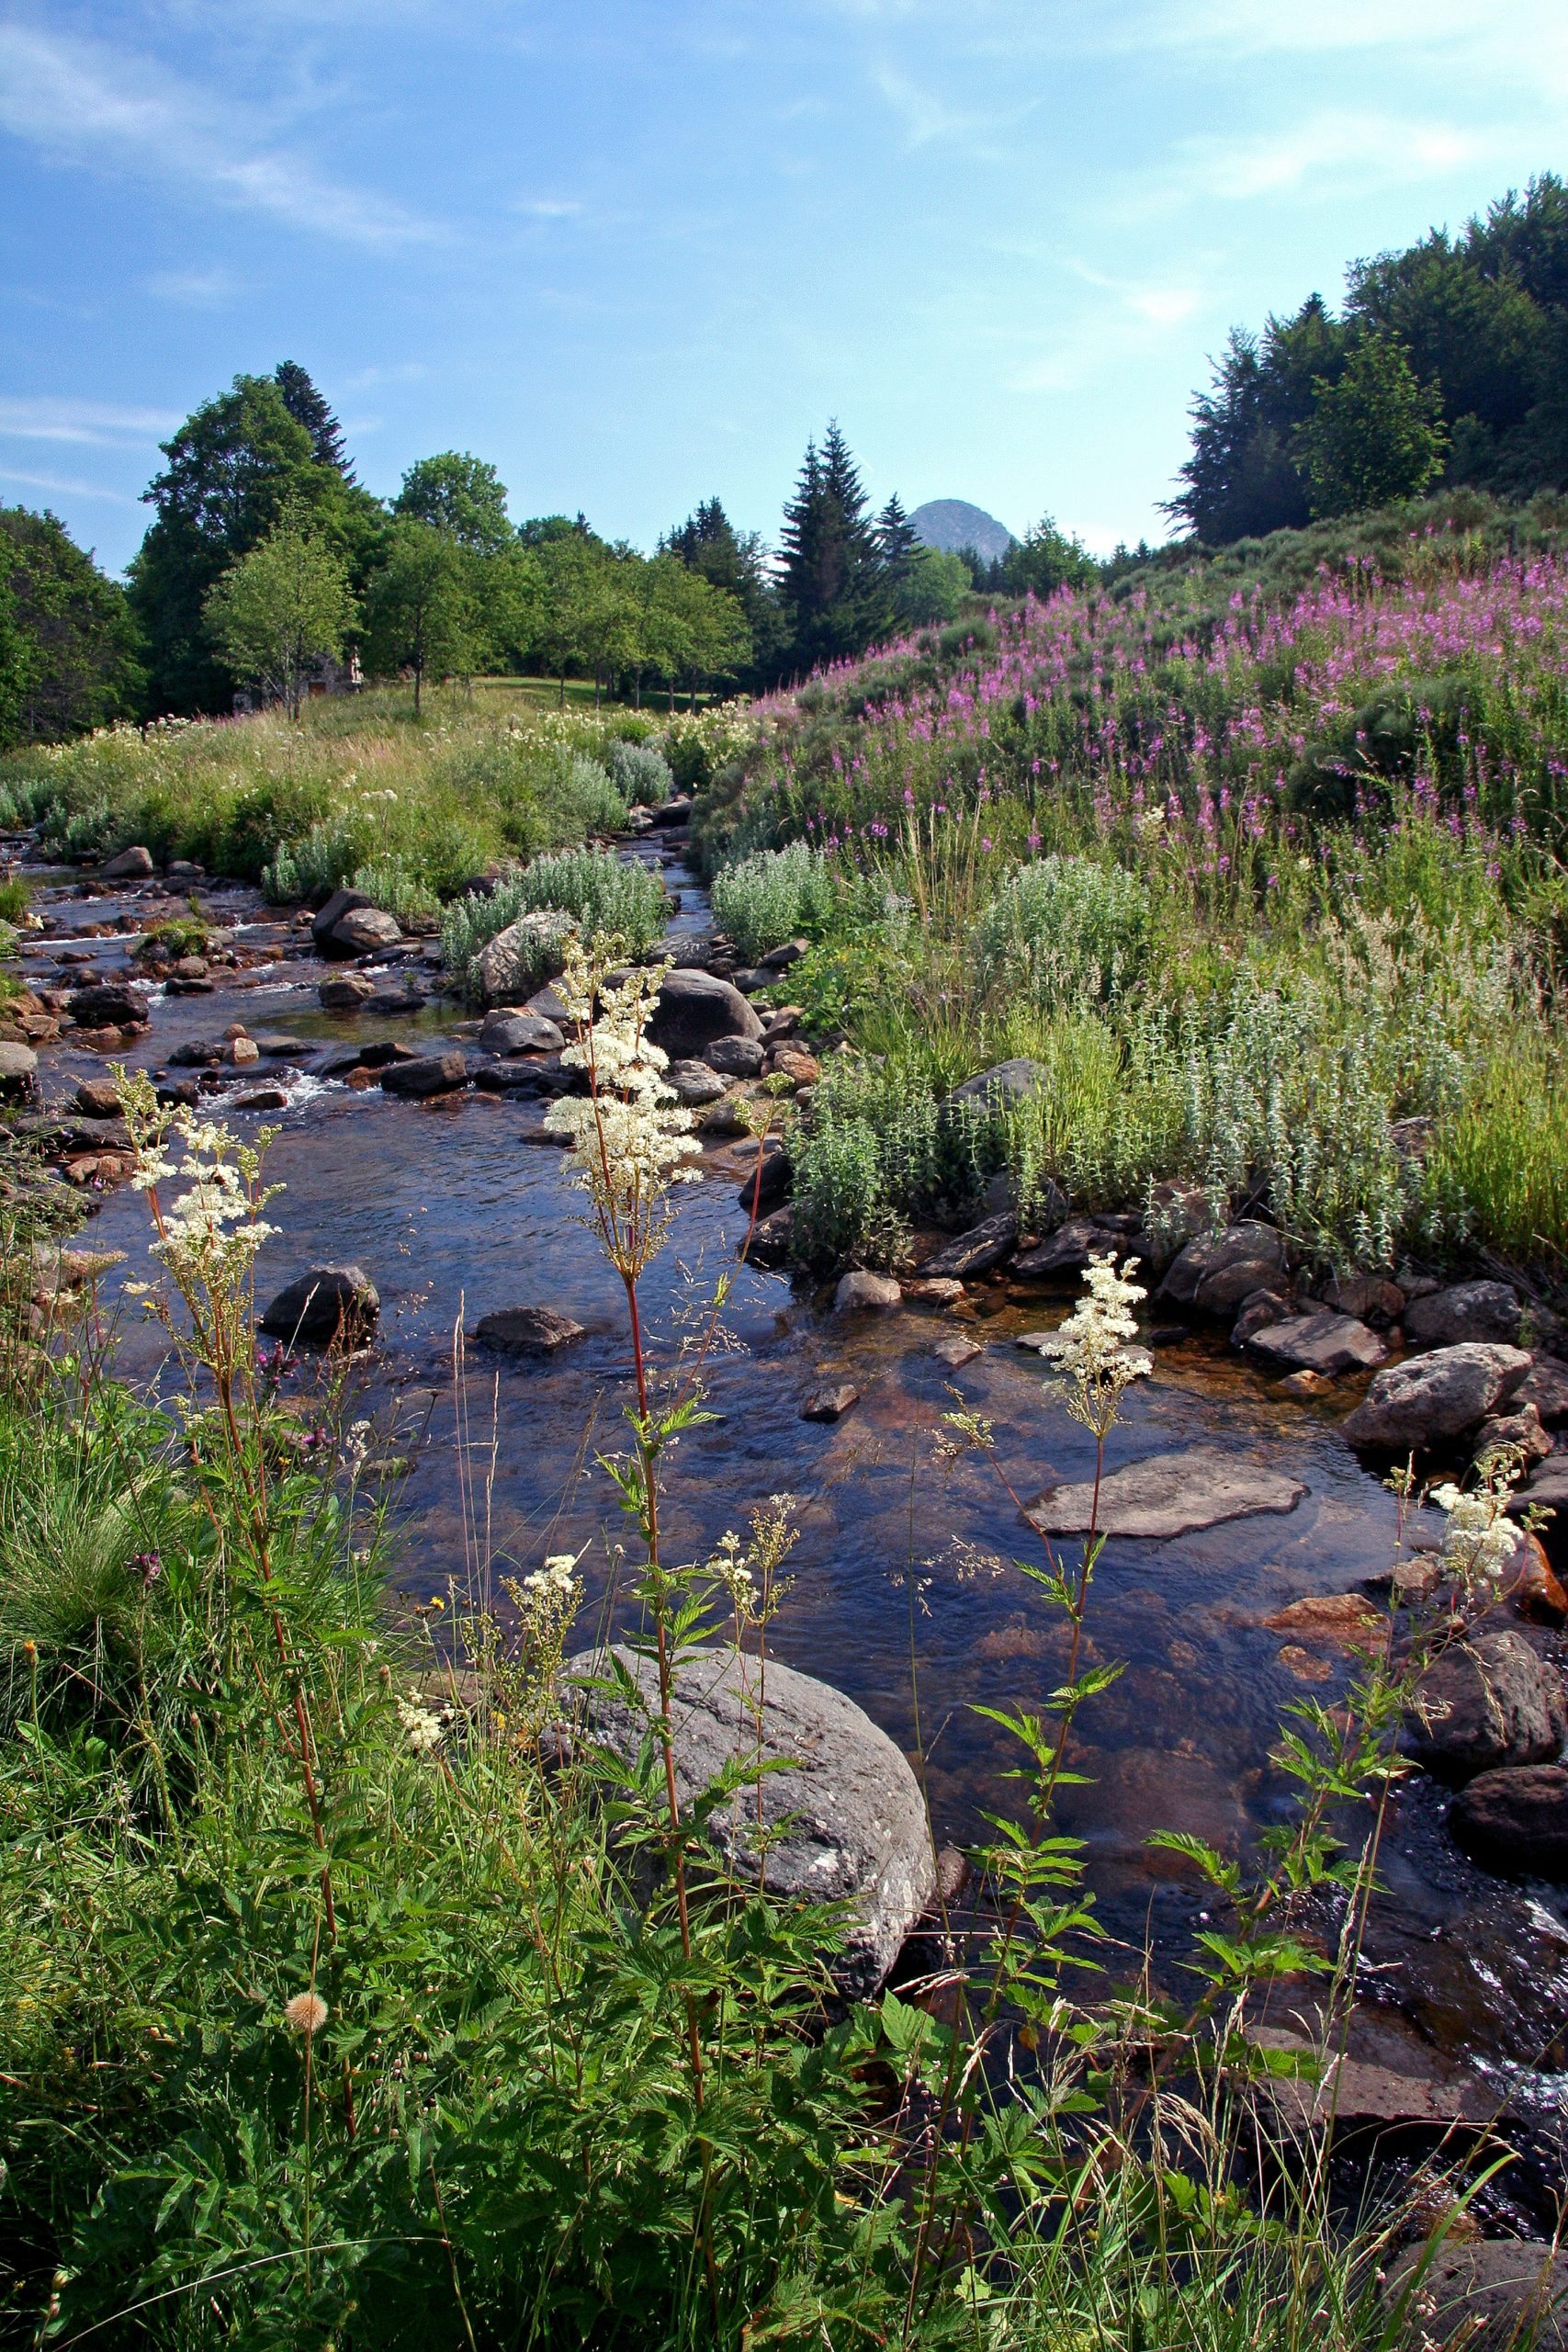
<box><xmin>13</xmin><ymin>828</ymin><xmax>1568</xmax><ymax>2206</ymax></box>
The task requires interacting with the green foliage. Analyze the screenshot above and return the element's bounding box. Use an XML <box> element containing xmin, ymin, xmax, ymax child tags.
<box><xmin>710</xmin><ymin>839</ymin><xmax>837</xmax><ymax>961</ymax></box>
<box><xmin>0</xmin><ymin>506</ymin><xmax>143</xmax><ymax>745</ymax></box>
<box><xmin>361</xmin><ymin>518</ymin><xmax>479</xmax><ymax>712</ymax></box>
<box><xmin>440</xmin><ymin>843</ymin><xmax>663</xmax><ymax>1001</ymax></box>
<box><xmin>1301</xmin><ymin>335</ymin><xmax>1448</xmax><ymax>519</ymax></box>
<box><xmin>203</xmin><ymin>513</ymin><xmax>357</xmax><ymax>720</ymax></box>
<box><xmin>393</xmin><ymin>450</ymin><xmax>514</xmax><ymax>554</ymax></box>
<box><xmin>971</xmin><ymin>854</ymin><xmax>1153</xmax><ymax>1007</ymax></box>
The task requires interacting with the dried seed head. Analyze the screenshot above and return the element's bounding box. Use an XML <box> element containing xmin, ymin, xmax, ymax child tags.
<box><xmin>283</xmin><ymin>1990</ymin><xmax>329</xmax><ymax>2036</ymax></box>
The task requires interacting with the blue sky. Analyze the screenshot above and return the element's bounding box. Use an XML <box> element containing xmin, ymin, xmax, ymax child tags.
<box><xmin>2</xmin><ymin>0</ymin><xmax>1564</xmax><ymax>574</ymax></box>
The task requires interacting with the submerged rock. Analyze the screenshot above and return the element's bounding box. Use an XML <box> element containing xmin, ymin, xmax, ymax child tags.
<box><xmin>1340</xmin><ymin>1343</ymin><xmax>1532</xmax><ymax>1452</ymax></box>
<box><xmin>379</xmin><ymin>1052</ymin><xmax>469</xmax><ymax>1098</ymax></box>
<box><xmin>1027</xmin><ymin>1445</ymin><xmax>1305</xmax><ymax>1539</ymax></box>
<box><xmin>834</xmin><ymin>1271</ymin><xmax>901</xmax><ymax>1315</ymax></box>
<box><xmin>471</xmin><ymin>1306</ymin><xmax>585</xmax><ymax>1355</ymax></box>
<box><xmin>259</xmin><ymin>1263</ymin><xmax>379</xmax><ymax>1344</ymax></box>
<box><xmin>802</xmin><ymin>1381</ymin><xmax>860</xmax><ymax>1422</ymax></box>
<box><xmin>566</xmin><ymin>1643</ymin><xmax>934</xmax><ymax>1998</ymax></box>
<box><xmin>1404</xmin><ymin>1630</ymin><xmax>1568</xmax><ymax>1780</ymax></box>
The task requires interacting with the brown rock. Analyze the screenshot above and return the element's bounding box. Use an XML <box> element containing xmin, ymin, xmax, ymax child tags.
<box><xmin>1508</xmin><ymin>1533</ymin><xmax>1568</xmax><ymax>1626</ymax></box>
<box><xmin>1517</xmin><ymin>1353</ymin><xmax>1568</xmax><ymax>1428</ymax></box>
<box><xmin>471</xmin><ymin>1306</ymin><xmax>586</xmax><ymax>1355</ymax></box>
<box><xmin>1248</xmin><ymin>1309</ymin><xmax>1386</xmax><ymax>1377</ymax></box>
<box><xmin>802</xmin><ymin>1382</ymin><xmax>859</xmax><ymax>1422</ymax></box>
<box><xmin>834</xmin><ymin>1271</ymin><xmax>901</xmax><ymax>1315</ymax></box>
<box><xmin>1264</xmin><ymin>1591</ymin><xmax>1386</xmax><ymax>1651</ymax></box>
<box><xmin>931</xmin><ymin>1334</ymin><xmax>982</xmax><ymax>1369</ymax></box>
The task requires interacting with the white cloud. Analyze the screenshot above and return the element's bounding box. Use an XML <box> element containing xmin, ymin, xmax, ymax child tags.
<box><xmin>869</xmin><ymin>62</ymin><xmax>1036</xmax><ymax>152</ymax></box>
<box><xmin>1150</xmin><ymin>0</ymin><xmax>1555</xmax><ymax>54</ymax></box>
<box><xmin>144</xmin><ymin>266</ymin><xmax>236</xmax><ymax>306</ymax></box>
<box><xmin>1174</xmin><ymin>110</ymin><xmax>1488</xmax><ymax>201</ymax></box>
<box><xmin>0</xmin><ymin>464</ymin><xmax>140</xmax><ymax>503</ymax></box>
<box><xmin>0</xmin><ymin>20</ymin><xmax>438</xmax><ymax>247</ymax></box>
<box><xmin>514</xmin><ymin>196</ymin><xmax>584</xmax><ymax>218</ymax></box>
<box><xmin>0</xmin><ymin>395</ymin><xmax>179</xmax><ymax>445</ymax></box>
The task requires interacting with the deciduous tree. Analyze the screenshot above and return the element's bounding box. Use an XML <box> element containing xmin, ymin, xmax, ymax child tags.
<box><xmin>203</xmin><ymin>512</ymin><xmax>356</xmax><ymax>720</ymax></box>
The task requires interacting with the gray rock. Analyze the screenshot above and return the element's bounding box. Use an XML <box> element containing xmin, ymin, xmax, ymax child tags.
<box><xmin>1473</xmin><ymin>1405</ymin><xmax>1554</xmax><ymax>1469</ymax></box>
<box><xmin>746</xmin><ymin>1206</ymin><xmax>795</xmax><ymax>1267</ymax></box>
<box><xmin>525</xmin><ymin>982</ymin><xmax>572</xmax><ymax>1025</ymax></box>
<box><xmin>167</xmin><ymin>1037</ymin><xmax>223</xmax><ymax>1068</ymax></box>
<box><xmin>475</xmin><ymin>910</ymin><xmax>576</xmax><ymax>1003</ymax></box>
<box><xmin>379</xmin><ymin>1052</ymin><xmax>469</xmax><ymax>1098</ymax></box>
<box><xmin>650</xmin><ymin>795</ymin><xmax>693</xmax><ymax>827</ymax></box>
<box><xmin>363</xmin><ymin>985</ymin><xmax>424</xmax><ymax>1015</ymax></box>
<box><xmin>567</xmin><ymin>1643</ymin><xmax>933</xmax><ymax>1999</ymax></box>
<box><xmin>0</xmin><ymin>1039</ymin><xmax>38</xmax><ymax>1101</ymax></box>
<box><xmin>931</xmin><ymin>1334</ymin><xmax>983</xmax><ymax>1369</ymax></box>
<box><xmin>479</xmin><ymin>1009</ymin><xmax>566</xmax><ymax>1055</ymax></box>
<box><xmin>1450</xmin><ymin>1763</ymin><xmax>1568</xmax><ymax>1878</ymax></box>
<box><xmin>1404</xmin><ymin>1279</ymin><xmax>1523</xmax><ymax>1351</ymax></box>
<box><xmin>834</xmin><ymin>1271</ymin><xmax>901</xmax><ymax>1315</ymax></box>
<box><xmin>665</xmin><ymin>1057</ymin><xmax>729</xmax><ymax>1107</ymax></box>
<box><xmin>232</xmin><ymin>1085</ymin><xmax>289</xmax><ymax>1112</ymax></box>
<box><xmin>649</xmin><ymin>968</ymin><xmax>763</xmax><ymax>1058</ymax></box>
<box><xmin>471</xmin><ymin>1306</ymin><xmax>586</xmax><ymax>1355</ymax></box>
<box><xmin>259</xmin><ymin>1263</ymin><xmax>379</xmax><ymax>1343</ymax></box>
<box><xmin>802</xmin><ymin>1382</ymin><xmax>860</xmax><ymax>1422</ymax></box>
<box><xmin>1013</xmin><ymin>1217</ymin><xmax>1108</xmax><ymax>1280</ymax></box>
<box><xmin>319</xmin><ymin>974</ymin><xmax>376</xmax><ymax>1012</ymax></box>
<box><xmin>1230</xmin><ymin>1288</ymin><xmax>1290</xmax><ymax>1349</ymax></box>
<box><xmin>1404</xmin><ymin>1630</ymin><xmax>1568</xmax><ymax>1779</ymax></box>
<box><xmin>101</xmin><ymin>843</ymin><xmax>154</xmax><ymax>880</ymax></box>
<box><xmin>1027</xmin><ymin>1445</ymin><xmax>1305</xmax><ymax>1540</ymax></box>
<box><xmin>704</xmin><ymin>1034</ymin><xmax>765</xmax><ymax>1079</ymax></box>
<box><xmin>310</xmin><ymin>887</ymin><xmax>373</xmax><ymax>951</ymax></box>
<box><xmin>733</xmin><ymin>1135</ymin><xmax>790</xmax><ymax>1212</ymax></box>
<box><xmin>1518</xmin><ymin>1354</ymin><xmax>1568</xmax><ymax>1428</ymax></box>
<box><xmin>1247</xmin><ymin>1309</ymin><xmax>1387</xmax><ymax>1377</ymax></box>
<box><xmin>944</xmin><ymin>1058</ymin><xmax>1044</xmax><ymax>1116</ymax></box>
<box><xmin>1511</xmin><ymin>1456</ymin><xmax>1568</xmax><ymax>1515</ymax></box>
<box><xmin>329</xmin><ymin>906</ymin><xmax>403</xmax><ymax>956</ymax></box>
<box><xmin>1340</xmin><ymin>1343</ymin><xmax>1532</xmax><ymax>1452</ymax></box>
<box><xmin>921</xmin><ymin>1213</ymin><xmax>1018</xmax><ymax>1281</ymax></box>
<box><xmin>74</xmin><ymin>1078</ymin><xmax>121</xmax><ymax>1117</ymax></box>
<box><xmin>1318</xmin><ymin>1272</ymin><xmax>1406</xmax><ymax>1326</ymax></box>
<box><xmin>1160</xmin><ymin>1221</ymin><xmax>1285</xmax><ymax>1317</ymax></box>
<box><xmin>759</xmin><ymin>937</ymin><xmax>807</xmax><ymax>970</ymax></box>
<box><xmin>1388</xmin><ymin>2242</ymin><xmax>1568</xmax><ymax>2352</ymax></box>
<box><xmin>66</xmin><ymin>979</ymin><xmax>150</xmax><ymax>1030</ymax></box>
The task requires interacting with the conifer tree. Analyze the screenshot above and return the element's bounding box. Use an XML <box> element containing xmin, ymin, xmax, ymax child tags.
<box><xmin>273</xmin><ymin>362</ymin><xmax>355</xmax><ymax>481</ymax></box>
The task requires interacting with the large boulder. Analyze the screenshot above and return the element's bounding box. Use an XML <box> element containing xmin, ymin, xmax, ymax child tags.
<box><xmin>1027</xmin><ymin>1445</ymin><xmax>1305</xmax><ymax>1540</ymax></box>
<box><xmin>665</xmin><ymin>1057</ymin><xmax>729</xmax><ymax>1107</ymax></box>
<box><xmin>1404</xmin><ymin>1630</ymin><xmax>1568</xmax><ymax>1780</ymax></box>
<box><xmin>921</xmin><ymin>1213</ymin><xmax>1018</xmax><ymax>1282</ymax></box>
<box><xmin>329</xmin><ymin>906</ymin><xmax>403</xmax><ymax>957</ymax></box>
<box><xmin>319</xmin><ymin>973</ymin><xmax>376</xmax><ymax>1012</ymax></box>
<box><xmin>310</xmin><ymin>887</ymin><xmax>373</xmax><ymax>952</ymax></box>
<box><xmin>1340</xmin><ymin>1343</ymin><xmax>1532</xmax><ymax>1452</ymax></box>
<box><xmin>567</xmin><ymin>1643</ymin><xmax>934</xmax><ymax>1998</ymax></box>
<box><xmin>834</xmin><ymin>1271</ymin><xmax>901</xmax><ymax>1314</ymax></box>
<box><xmin>471</xmin><ymin>1306</ymin><xmax>585</xmax><ymax>1355</ymax></box>
<box><xmin>1159</xmin><ymin>1221</ymin><xmax>1285</xmax><ymax>1317</ymax></box>
<box><xmin>258</xmin><ymin>1263</ymin><xmax>379</xmax><ymax>1344</ymax></box>
<box><xmin>1013</xmin><ymin>1216</ymin><xmax>1109</xmax><ymax>1281</ymax></box>
<box><xmin>1450</xmin><ymin>1763</ymin><xmax>1568</xmax><ymax>1879</ymax></box>
<box><xmin>1247</xmin><ymin>1309</ymin><xmax>1386</xmax><ymax>1377</ymax></box>
<box><xmin>649</xmin><ymin>969</ymin><xmax>763</xmax><ymax>1059</ymax></box>
<box><xmin>1518</xmin><ymin>1354</ymin><xmax>1568</xmax><ymax>1428</ymax></box>
<box><xmin>100</xmin><ymin>843</ymin><xmax>154</xmax><ymax>880</ymax></box>
<box><xmin>475</xmin><ymin>912</ymin><xmax>576</xmax><ymax>1005</ymax></box>
<box><xmin>1404</xmin><ymin>1279</ymin><xmax>1523</xmax><ymax>1351</ymax></box>
<box><xmin>379</xmin><ymin>1052</ymin><xmax>469</xmax><ymax>1099</ymax></box>
<box><xmin>66</xmin><ymin>979</ymin><xmax>151</xmax><ymax>1031</ymax></box>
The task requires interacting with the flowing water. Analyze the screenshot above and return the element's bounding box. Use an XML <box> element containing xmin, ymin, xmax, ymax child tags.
<box><xmin>16</xmin><ymin>835</ymin><xmax>1568</xmax><ymax>2171</ymax></box>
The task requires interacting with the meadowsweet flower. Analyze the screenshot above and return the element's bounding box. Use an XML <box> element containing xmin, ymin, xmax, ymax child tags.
<box><xmin>1429</xmin><ymin>1457</ymin><xmax>1523</xmax><ymax>1591</ymax></box>
<box><xmin>1036</xmin><ymin>1253</ymin><xmax>1151</xmax><ymax>1438</ymax></box>
<box><xmin>396</xmin><ymin>1696</ymin><xmax>446</xmax><ymax>1753</ymax></box>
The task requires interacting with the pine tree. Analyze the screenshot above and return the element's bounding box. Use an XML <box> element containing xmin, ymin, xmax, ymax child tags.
<box><xmin>874</xmin><ymin>492</ymin><xmax>920</xmax><ymax>584</ymax></box>
<box><xmin>273</xmin><ymin>362</ymin><xmax>355</xmax><ymax>481</ymax></box>
<box><xmin>779</xmin><ymin>423</ymin><xmax>881</xmax><ymax>672</ymax></box>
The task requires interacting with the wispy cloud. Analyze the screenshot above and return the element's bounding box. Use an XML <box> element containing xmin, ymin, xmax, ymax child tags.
<box><xmin>869</xmin><ymin>62</ymin><xmax>1036</xmax><ymax>153</ymax></box>
<box><xmin>0</xmin><ymin>395</ymin><xmax>179</xmax><ymax>446</ymax></box>
<box><xmin>1173</xmin><ymin>111</ymin><xmax>1488</xmax><ymax>201</ymax></box>
<box><xmin>0</xmin><ymin>464</ymin><xmax>140</xmax><ymax>504</ymax></box>
<box><xmin>513</xmin><ymin>196</ymin><xmax>584</xmax><ymax>219</ymax></box>
<box><xmin>0</xmin><ymin>20</ymin><xmax>439</xmax><ymax>247</ymax></box>
<box><xmin>144</xmin><ymin>265</ymin><xmax>236</xmax><ymax>307</ymax></box>
<box><xmin>1150</xmin><ymin>0</ymin><xmax>1555</xmax><ymax>54</ymax></box>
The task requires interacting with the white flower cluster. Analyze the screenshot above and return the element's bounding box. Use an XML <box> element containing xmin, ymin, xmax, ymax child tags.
<box><xmin>396</xmin><ymin>1696</ymin><xmax>446</xmax><ymax>1754</ymax></box>
<box><xmin>1430</xmin><ymin>1463</ymin><xmax>1523</xmax><ymax>1591</ymax></box>
<box><xmin>134</xmin><ymin>1114</ymin><xmax>279</xmax><ymax>1281</ymax></box>
<box><xmin>522</xmin><ymin>1554</ymin><xmax>581</xmax><ymax>1605</ymax></box>
<box><xmin>1036</xmin><ymin>1252</ymin><xmax>1152</xmax><ymax>1437</ymax></box>
<box><xmin>545</xmin><ymin>943</ymin><xmax>700</xmax><ymax>1269</ymax></box>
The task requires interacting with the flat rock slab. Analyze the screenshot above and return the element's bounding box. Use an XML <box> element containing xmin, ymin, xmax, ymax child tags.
<box><xmin>802</xmin><ymin>1381</ymin><xmax>859</xmax><ymax>1422</ymax></box>
<box><xmin>1388</xmin><ymin>2242</ymin><xmax>1568</xmax><ymax>2351</ymax></box>
<box><xmin>567</xmin><ymin>1643</ymin><xmax>934</xmax><ymax>1999</ymax></box>
<box><xmin>921</xmin><ymin>1213</ymin><xmax>1017</xmax><ymax>1281</ymax></box>
<box><xmin>931</xmin><ymin>1335</ymin><xmax>983</xmax><ymax>1369</ymax></box>
<box><xmin>1248</xmin><ymin>1309</ymin><xmax>1386</xmax><ymax>1376</ymax></box>
<box><xmin>1027</xmin><ymin>1445</ymin><xmax>1306</xmax><ymax>1539</ymax></box>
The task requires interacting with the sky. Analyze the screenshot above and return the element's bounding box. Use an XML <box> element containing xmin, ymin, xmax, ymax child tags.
<box><xmin>2</xmin><ymin>0</ymin><xmax>1565</xmax><ymax>576</ymax></box>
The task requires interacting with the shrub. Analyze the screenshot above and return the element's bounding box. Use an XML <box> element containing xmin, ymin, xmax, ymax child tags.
<box><xmin>711</xmin><ymin>841</ymin><xmax>837</xmax><ymax>961</ymax></box>
<box><xmin>972</xmin><ymin>854</ymin><xmax>1152</xmax><ymax>1008</ymax></box>
<box><xmin>606</xmin><ymin>737</ymin><xmax>671</xmax><ymax>807</ymax></box>
<box><xmin>350</xmin><ymin>856</ymin><xmax>441</xmax><ymax>926</ymax></box>
<box><xmin>441</xmin><ymin>847</ymin><xmax>665</xmax><ymax>1001</ymax></box>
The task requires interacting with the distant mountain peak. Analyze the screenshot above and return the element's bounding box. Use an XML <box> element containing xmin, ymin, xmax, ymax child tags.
<box><xmin>909</xmin><ymin>499</ymin><xmax>1016</xmax><ymax>563</ymax></box>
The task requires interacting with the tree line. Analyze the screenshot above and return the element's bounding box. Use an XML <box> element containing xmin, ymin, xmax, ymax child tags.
<box><xmin>1170</xmin><ymin>172</ymin><xmax>1568</xmax><ymax>543</ymax></box>
<box><xmin>0</xmin><ymin>368</ymin><xmax>987</xmax><ymax>743</ymax></box>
